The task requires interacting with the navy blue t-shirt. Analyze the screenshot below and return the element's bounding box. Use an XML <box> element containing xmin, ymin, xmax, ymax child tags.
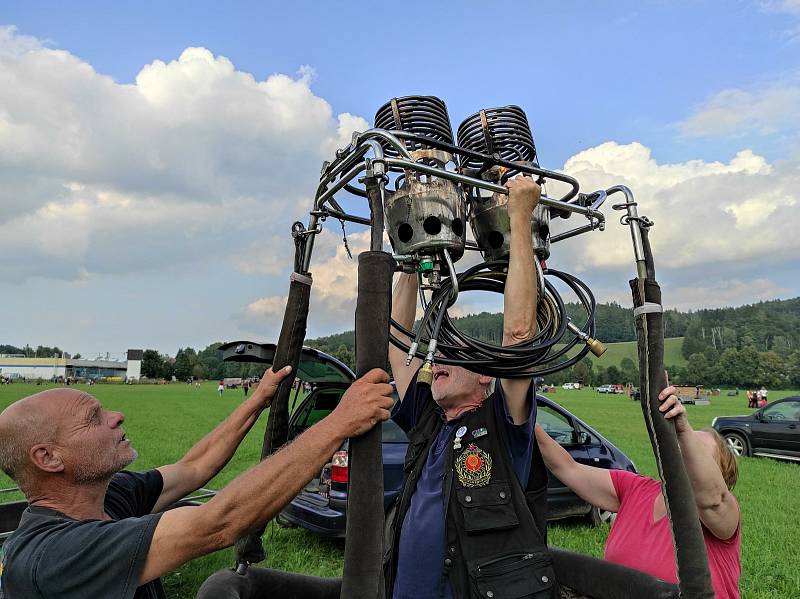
<box><xmin>391</xmin><ymin>379</ymin><xmax>536</xmax><ymax>599</ymax></box>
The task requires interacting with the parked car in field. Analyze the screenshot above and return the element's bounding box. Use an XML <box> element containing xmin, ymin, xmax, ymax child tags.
<box><xmin>223</xmin><ymin>377</ymin><xmax>243</xmax><ymax>389</ymax></box>
<box><xmin>596</xmin><ymin>384</ymin><xmax>625</xmax><ymax>394</ymax></box>
<box><xmin>712</xmin><ymin>396</ymin><xmax>800</xmax><ymax>461</ymax></box>
<box><xmin>562</xmin><ymin>382</ymin><xmax>581</xmax><ymax>390</ymax></box>
<box><xmin>218</xmin><ymin>342</ymin><xmax>638</xmax><ymax>536</ymax></box>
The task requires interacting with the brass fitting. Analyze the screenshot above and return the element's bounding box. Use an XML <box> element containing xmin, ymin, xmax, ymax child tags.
<box><xmin>417</xmin><ymin>361</ymin><xmax>433</xmax><ymax>386</ymax></box>
<box><xmin>566</xmin><ymin>319</ymin><xmax>607</xmax><ymax>358</ymax></box>
<box><xmin>586</xmin><ymin>337</ymin><xmax>606</xmax><ymax>357</ymax></box>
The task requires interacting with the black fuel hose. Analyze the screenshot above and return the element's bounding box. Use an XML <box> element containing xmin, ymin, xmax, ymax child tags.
<box><xmin>389</xmin><ymin>260</ymin><xmax>596</xmax><ymax>379</ymax></box>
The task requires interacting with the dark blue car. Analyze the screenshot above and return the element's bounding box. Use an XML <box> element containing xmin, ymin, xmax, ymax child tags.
<box><xmin>218</xmin><ymin>343</ymin><xmax>638</xmax><ymax>537</ymax></box>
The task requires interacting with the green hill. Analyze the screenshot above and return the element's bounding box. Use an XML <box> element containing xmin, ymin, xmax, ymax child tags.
<box><xmin>303</xmin><ymin>297</ymin><xmax>800</xmax><ymax>388</ymax></box>
<box><xmin>588</xmin><ymin>337</ymin><xmax>686</xmax><ymax>369</ymax></box>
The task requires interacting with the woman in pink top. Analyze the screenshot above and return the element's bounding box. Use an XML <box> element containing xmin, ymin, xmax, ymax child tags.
<box><xmin>535</xmin><ymin>385</ymin><xmax>741</xmax><ymax>598</ymax></box>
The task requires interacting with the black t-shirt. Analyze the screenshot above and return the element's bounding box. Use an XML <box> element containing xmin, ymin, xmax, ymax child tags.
<box><xmin>0</xmin><ymin>470</ymin><xmax>166</xmax><ymax>599</ymax></box>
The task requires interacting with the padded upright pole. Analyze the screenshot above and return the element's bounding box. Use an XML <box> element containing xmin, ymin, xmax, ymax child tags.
<box><xmin>340</xmin><ymin>251</ymin><xmax>395</xmax><ymax>599</ymax></box>
<box><xmin>234</xmin><ymin>272</ymin><xmax>312</xmax><ymax>570</ymax></box>
<box><xmin>631</xmin><ymin>229</ymin><xmax>714</xmax><ymax>599</ymax></box>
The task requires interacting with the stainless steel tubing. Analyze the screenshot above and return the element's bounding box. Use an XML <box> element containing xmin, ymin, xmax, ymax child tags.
<box><xmin>607</xmin><ymin>185</ymin><xmax>646</xmax><ymax>278</ymax></box>
<box><xmin>383</xmin><ymin>157</ymin><xmax>605</xmax><ymax>222</ymax></box>
<box><xmin>550</xmin><ymin>222</ymin><xmax>603</xmax><ymax>244</ymax></box>
<box><xmin>316</xmin><ymin>139</ymin><xmax>383</xmax><ymax>198</ymax></box>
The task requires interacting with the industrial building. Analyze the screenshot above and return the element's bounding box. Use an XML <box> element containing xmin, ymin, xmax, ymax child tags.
<box><xmin>0</xmin><ymin>349</ymin><xmax>143</xmax><ymax>382</ymax></box>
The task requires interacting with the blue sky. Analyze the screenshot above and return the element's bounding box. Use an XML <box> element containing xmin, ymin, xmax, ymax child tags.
<box><xmin>1</xmin><ymin>1</ymin><xmax>799</xmax><ymax>356</ymax></box>
<box><xmin>5</xmin><ymin>0</ymin><xmax>798</xmax><ymax>164</ymax></box>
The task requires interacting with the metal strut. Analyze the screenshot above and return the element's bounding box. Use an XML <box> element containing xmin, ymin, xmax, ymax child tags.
<box><xmin>616</xmin><ymin>187</ymin><xmax>715</xmax><ymax>599</ymax></box>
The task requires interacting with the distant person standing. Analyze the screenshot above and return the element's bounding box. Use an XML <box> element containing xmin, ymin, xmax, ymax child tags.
<box><xmin>760</xmin><ymin>387</ymin><xmax>768</xmax><ymax>403</ymax></box>
<box><xmin>218</xmin><ymin>380</ymin><xmax>224</xmax><ymax>398</ymax></box>
<box><xmin>243</xmin><ymin>380</ymin><xmax>250</xmax><ymax>397</ymax></box>
<box><xmin>746</xmin><ymin>390</ymin><xmax>756</xmax><ymax>409</ymax></box>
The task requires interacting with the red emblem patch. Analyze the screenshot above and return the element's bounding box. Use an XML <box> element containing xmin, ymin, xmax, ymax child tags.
<box><xmin>455</xmin><ymin>443</ymin><xmax>492</xmax><ymax>487</ymax></box>
<box><xmin>464</xmin><ymin>454</ymin><xmax>482</xmax><ymax>471</ymax></box>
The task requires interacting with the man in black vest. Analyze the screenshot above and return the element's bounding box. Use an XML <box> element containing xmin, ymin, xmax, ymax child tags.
<box><xmin>387</xmin><ymin>175</ymin><xmax>556</xmax><ymax>599</ymax></box>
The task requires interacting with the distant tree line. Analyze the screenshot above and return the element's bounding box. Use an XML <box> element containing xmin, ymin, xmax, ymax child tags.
<box><xmin>7</xmin><ymin>298</ymin><xmax>799</xmax><ymax>388</ymax></box>
<box><xmin>0</xmin><ymin>344</ymin><xmax>80</xmax><ymax>359</ymax></box>
<box><xmin>140</xmin><ymin>345</ymin><xmax>266</xmax><ymax>381</ymax></box>
<box><xmin>675</xmin><ymin>298</ymin><xmax>800</xmax><ymax>389</ymax></box>
<box><xmin>128</xmin><ymin>296</ymin><xmax>800</xmax><ymax>389</ymax></box>
<box><xmin>535</xmin><ymin>350</ymin><xmax>800</xmax><ymax>390</ymax></box>
<box><xmin>303</xmin><ymin>298</ymin><xmax>800</xmax><ymax>389</ymax></box>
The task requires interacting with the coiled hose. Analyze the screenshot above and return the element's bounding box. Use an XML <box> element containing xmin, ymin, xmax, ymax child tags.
<box><xmin>389</xmin><ymin>260</ymin><xmax>597</xmax><ymax>379</ymax></box>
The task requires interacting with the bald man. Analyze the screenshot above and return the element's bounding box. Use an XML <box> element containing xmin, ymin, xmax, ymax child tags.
<box><xmin>0</xmin><ymin>367</ymin><xmax>394</xmax><ymax>599</ymax></box>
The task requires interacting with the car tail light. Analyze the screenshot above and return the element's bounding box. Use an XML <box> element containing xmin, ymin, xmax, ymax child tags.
<box><xmin>331</xmin><ymin>450</ymin><xmax>349</xmax><ymax>483</ymax></box>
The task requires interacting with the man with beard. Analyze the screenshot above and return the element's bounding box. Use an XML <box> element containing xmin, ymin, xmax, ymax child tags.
<box><xmin>0</xmin><ymin>366</ymin><xmax>394</xmax><ymax>598</ymax></box>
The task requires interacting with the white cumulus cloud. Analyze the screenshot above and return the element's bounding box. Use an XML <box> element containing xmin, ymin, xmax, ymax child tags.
<box><xmin>240</xmin><ymin>141</ymin><xmax>800</xmax><ymax>333</ymax></box>
<box><xmin>0</xmin><ymin>25</ymin><xmax>43</xmax><ymax>56</ymax></box>
<box><xmin>678</xmin><ymin>77</ymin><xmax>800</xmax><ymax>138</ymax></box>
<box><xmin>0</xmin><ymin>28</ymin><xmax>368</xmax><ymax>282</ymax></box>
<box><xmin>667</xmin><ymin>278</ymin><xmax>791</xmax><ymax>311</ymax></box>
<box><xmin>243</xmin><ymin>295</ymin><xmax>289</xmax><ymax>319</ymax></box>
<box><xmin>238</xmin><ymin>229</ymin><xmax>370</xmax><ymax>335</ymax></box>
<box><xmin>548</xmin><ymin>141</ymin><xmax>799</xmax><ymax>273</ymax></box>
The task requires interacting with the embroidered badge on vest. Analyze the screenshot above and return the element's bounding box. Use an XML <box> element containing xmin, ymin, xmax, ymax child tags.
<box><xmin>455</xmin><ymin>443</ymin><xmax>492</xmax><ymax>487</ymax></box>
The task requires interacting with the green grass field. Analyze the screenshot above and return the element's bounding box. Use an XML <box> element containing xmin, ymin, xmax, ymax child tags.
<box><xmin>1</xmin><ymin>382</ymin><xmax>798</xmax><ymax>597</ymax></box>
<box><xmin>589</xmin><ymin>336</ymin><xmax>687</xmax><ymax>369</ymax></box>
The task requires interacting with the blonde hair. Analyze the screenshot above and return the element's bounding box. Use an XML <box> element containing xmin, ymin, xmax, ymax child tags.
<box><xmin>702</xmin><ymin>427</ymin><xmax>739</xmax><ymax>491</ymax></box>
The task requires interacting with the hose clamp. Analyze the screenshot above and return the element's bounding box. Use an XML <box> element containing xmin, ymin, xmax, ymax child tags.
<box><xmin>290</xmin><ymin>272</ymin><xmax>313</xmax><ymax>286</ymax></box>
<box><xmin>633</xmin><ymin>302</ymin><xmax>663</xmax><ymax>318</ymax></box>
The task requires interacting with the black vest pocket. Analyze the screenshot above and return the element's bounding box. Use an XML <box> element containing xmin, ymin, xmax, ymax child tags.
<box><xmin>456</xmin><ymin>482</ymin><xmax>519</xmax><ymax>533</ymax></box>
<box><xmin>469</xmin><ymin>550</ymin><xmax>555</xmax><ymax>599</ymax></box>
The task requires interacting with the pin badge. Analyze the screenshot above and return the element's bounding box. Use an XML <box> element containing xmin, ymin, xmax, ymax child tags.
<box><xmin>471</xmin><ymin>427</ymin><xmax>488</xmax><ymax>439</ymax></box>
<box><xmin>453</xmin><ymin>425</ymin><xmax>467</xmax><ymax>450</ymax></box>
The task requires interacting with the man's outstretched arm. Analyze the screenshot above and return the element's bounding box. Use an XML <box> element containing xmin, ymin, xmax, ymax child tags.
<box><xmin>152</xmin><ymin>366</ymin><xmax>292</xmax><ymax>513</ymax></box>
<box><xmin>500</xmin><ymin>176</ymin><xmax>541</xmax><ymax>424</ymax></box>
<box><xmin>534</xmin><ymin>424</ymin><xmax>619</xmax><ymax>511</ymax></box>
<box><xmin>140</xmin><ymin>369</ymin><xmax>395</xmax><ymax>585</ymax></box>
<box><xmin>389</xmin><ymin>272</ymin><xmax>422</xmax><ymax>400</ymax></box>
